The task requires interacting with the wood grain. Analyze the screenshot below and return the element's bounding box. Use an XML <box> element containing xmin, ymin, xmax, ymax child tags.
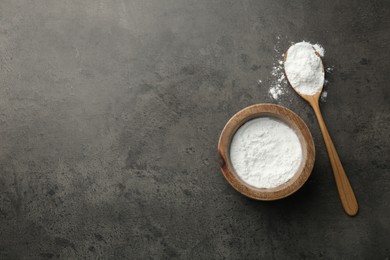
<box><xmin>302</xmin><ymin>93</ymin><xmax>359</xmax><ymax>216</ymax></box>
<box><xmin>218</xmin><ymin>104</ymin><xmax>315</xmax><ymax>201</ymax></box>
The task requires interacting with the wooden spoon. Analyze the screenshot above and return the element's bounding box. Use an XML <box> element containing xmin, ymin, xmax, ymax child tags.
<box><xmin>284</xmin><ymin>49</ymin><xmax>358</xmax><ymax>216</ymax></box>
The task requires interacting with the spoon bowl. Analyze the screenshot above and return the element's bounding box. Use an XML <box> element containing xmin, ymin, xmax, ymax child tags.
<box><xmin>283</xmin><ymin>48</ymin><xmax>324</xmax><ymax>100</ymax></box>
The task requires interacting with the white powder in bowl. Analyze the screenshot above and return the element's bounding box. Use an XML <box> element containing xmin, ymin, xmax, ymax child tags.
<box><xmin>230</xmin><ymin>117</ymin><xmax>303</xmax><ymax>189</ymax></box>
<box><xmin>284</xmin><ymin>41</ymin><xmax>324</xmax><ymax>95</ymax></box>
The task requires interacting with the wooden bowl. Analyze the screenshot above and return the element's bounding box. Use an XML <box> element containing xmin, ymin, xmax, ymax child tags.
<box><xmin>218</xmin><ymin>104</ymin><xmax>315</xmax><ymax>200</ymax></box>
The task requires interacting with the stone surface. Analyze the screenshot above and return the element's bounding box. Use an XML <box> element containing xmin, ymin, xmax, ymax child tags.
<box><xmin>0</xmin><ymin>0</ymin><xmax>389</xmax><ymax>259</ymax></box>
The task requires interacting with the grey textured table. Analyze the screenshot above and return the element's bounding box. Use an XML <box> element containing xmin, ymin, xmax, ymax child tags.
<box><xmin>0</xmin><ymin>0</ymin><xmax>389</xmax><ymax>259</ymax></box>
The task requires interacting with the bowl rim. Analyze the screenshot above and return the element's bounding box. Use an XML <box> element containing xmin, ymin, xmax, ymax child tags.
<box><xmin>218</xmin><ymin>103</ymin><xmax>315</xmax><ymax>200</ymax></box>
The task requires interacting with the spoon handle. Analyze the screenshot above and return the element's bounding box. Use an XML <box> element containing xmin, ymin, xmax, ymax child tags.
<box><xmin>311</xmin><ymin>101</ymin><xmax>358</xmax><ymax>216</ymax></box>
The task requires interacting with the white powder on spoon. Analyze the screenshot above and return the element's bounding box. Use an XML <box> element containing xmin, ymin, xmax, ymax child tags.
<box><xmin>284</xmin><ymin>41</ymin><xmax>324</xmax><ymax>95</ymax></box>
<box><xmin>230</xmin><ymin>117</ymin><xmax>302</xmax><ymax>189</ymax></box>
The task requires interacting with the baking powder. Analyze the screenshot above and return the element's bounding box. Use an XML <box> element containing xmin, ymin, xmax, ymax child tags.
<box><xmin>284</xmin><ymin>41</ymin><xmax>324</xmax><ymax>95</ymax></box>
<box><xmin>230</xmin><ymin>117</ymin><xmax>302</xmax><ymax>189</ymax></box>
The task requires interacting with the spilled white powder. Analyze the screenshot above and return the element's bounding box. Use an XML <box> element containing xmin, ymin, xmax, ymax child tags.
<box><xmin>269</xmin><ymin>60</ymin><xmax>287</xmax><ymax>100</ymax></box>
<box><xmin>326</xmin><ymin>66</ymin><xmax>334</xmax><ymax>73</ymax></box>
<box><xmin>321</xmin><ymin>91</ymin><xmax>328</xmax><ymax>102</ymax></box>
<box><xmin>268</xmin><ymin>37</ymin><xmax>288</xmax><ymax>100</ymax></box>
<box><xmin>230</xmin><ymin>117</ymin><xmax>303</xmax><ymax>189</ymax></box>
<box><xmin>284</xmin><ymin>42</ymin><xmax>324</xmax><ymax>95</ymax></box>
